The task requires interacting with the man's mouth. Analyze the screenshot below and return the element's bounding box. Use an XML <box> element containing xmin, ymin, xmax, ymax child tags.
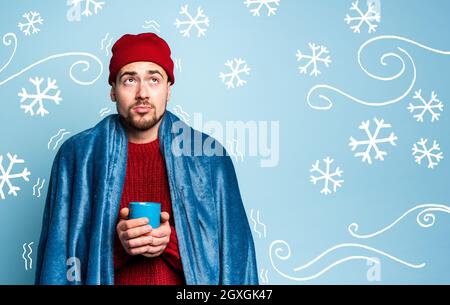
<box><xmin>133</xmin><ymin>105</ymin><xmax>152</xmax><ymax>114</ymax></box>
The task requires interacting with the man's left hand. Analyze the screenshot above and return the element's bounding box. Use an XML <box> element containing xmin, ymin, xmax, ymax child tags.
<box><xmin>141</xmin><ymin>212</ymin><xmax>171</xmax><ymax>258</ymax></box>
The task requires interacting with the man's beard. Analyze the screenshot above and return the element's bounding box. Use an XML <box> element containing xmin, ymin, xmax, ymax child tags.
<box><xmin>120</xmin><ymin>102</ymin><xmax>165</xmax><ymax>131</ymax></box>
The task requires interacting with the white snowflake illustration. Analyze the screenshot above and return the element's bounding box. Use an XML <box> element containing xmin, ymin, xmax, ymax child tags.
<box><xmin>412</xmin><ymin>138</ymin><xmax>444</xmax><ymax>169</ymax></box>
<box><xmin>174</xmin><ymin>5</ymin><xmax>210</xmax><ymax>38</ymax></box>
<box><xmin>310</xmin><ymin>157</ymin><xmax>344</xmax><ymax>195</ymax></box>
<box><xmin>18</xmin><ymin>11</ymin><xmax>44</xmax><ymax>36</ymax></box>
<box><xmin>244</xmin><ymin>0</ymin><xmax>280</xmax><ymax>17</ymax></box>
<box><xmin>349</xmin><ymin>118</ymin><xmax>398</xmax><ymax>164</ymax></box>
<box><xmin>0</xmin><ymin>153</ymin><xmax>31</xmax><ymax>200</ymax></box>
<box><xmin>219</xmin><ymin>58</ymin><xmax>251</xmax><ymax>89</ymax></box>
<box><xmin>408</xmin><ymin>90</ymin><xmax>444</xmax><ymax>123</ymax></box>
<box><xmin>18</xmin><ymin>77</ymin><xmax>63</xmax><ymax>117</ymax></box>
<box><xmin>296</xmin><ymin>43</ymin><xmax>332</xmax><ymax>77</ymax></box>
<box><xmin>70</xmin><ymin>0</ymin><xmax>104</xmax><ymax>17</ymax></box>
<box><xmin>345</xmin><ymin>0</ymin><xmax>381</xmax><ymax>34</ymax></box>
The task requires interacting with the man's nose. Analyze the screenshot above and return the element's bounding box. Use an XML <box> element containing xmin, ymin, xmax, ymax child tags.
<box><xmin>136</xmin><ymin>82</ymin><xmax>150</xmax><ymax>100</ymax></box>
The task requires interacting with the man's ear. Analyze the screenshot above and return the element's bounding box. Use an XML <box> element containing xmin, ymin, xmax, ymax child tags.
<box><xmin>166</xmin><ymin>83</ymin><xmax>172</xmax><ymax>103</ymax></box>
<box><xmin>110</xmin><ymin>84</ymin><xmax>116</xmax><ymax>102</ymax></box>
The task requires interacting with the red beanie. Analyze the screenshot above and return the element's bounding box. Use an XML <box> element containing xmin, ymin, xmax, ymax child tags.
<box><xmin>108</xmin><ymin>33</ymin><xmax>175</xmax><ymax>85</ymax></box>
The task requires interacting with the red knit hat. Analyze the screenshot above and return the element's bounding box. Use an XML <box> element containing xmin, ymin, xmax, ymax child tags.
<box><xmin>108</xmin><ymin>33</ymin><xmax>175</xmax><ymax>85</ymax></box>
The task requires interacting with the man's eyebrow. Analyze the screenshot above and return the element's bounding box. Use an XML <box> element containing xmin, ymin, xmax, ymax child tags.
<box><xmin>147</xmin><ymin>70</ymin><xmax>165</xmax><ymax>79</ymax></box>
<box><xmin>119</xmin><ymin>71</ymin><xmax>137</xmax><ymax>79</ymax></box>
<box><xmin>119</xmin><ymin>70</ymin><xmax>165</xmax><ymax>80</ymax></box>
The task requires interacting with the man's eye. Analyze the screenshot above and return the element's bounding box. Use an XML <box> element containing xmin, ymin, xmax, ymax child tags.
<box><xmin>124</xmin><ymin>78</ymin><xmax>135</xmax><ymax>84</ymax></box>
<box><xmin>150</xmin><ymin>78</ymin><xmax>159</xmax><ymax>83</ymax></box>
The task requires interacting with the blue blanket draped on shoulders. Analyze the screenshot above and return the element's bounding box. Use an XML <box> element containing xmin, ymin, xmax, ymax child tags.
<box><xmin>35</xmin><ymin>111</ymin><xmax>259</xmax><ymax>285</ymax></box>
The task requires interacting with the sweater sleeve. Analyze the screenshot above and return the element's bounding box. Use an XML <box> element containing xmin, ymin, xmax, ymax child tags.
<box><xmin>161</xmin><ymin>225</ymin><xmax>183</xmax><ymax>272</ymax></box>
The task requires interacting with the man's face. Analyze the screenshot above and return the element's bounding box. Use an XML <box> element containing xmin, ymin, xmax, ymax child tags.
<box><xmin>110</xmin><ymin>61</ymin><xmax>171</xmax><ymax>131</ymax></box>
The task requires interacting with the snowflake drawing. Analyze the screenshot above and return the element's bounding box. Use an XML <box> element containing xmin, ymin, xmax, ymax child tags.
<box><xmin>296</xmin><ymin>43</ymin><xmax>332</xmax><ymax>77</ymax></box>
<box><xmin>345</xmin><ymin>0</ymin><xmax>381</xmax><ymax>34</ymax></box>
<box><xmin>412</xmin><ymin>138</ymin><xmax>444</xmax><ymax>169</ymax></box>
<box><xmin>174</xmin><ymin>5</ymin><xmax>210</xmax><ymax>38</ymax></box>
<box><xmin>219</xmin><ymin>58</ymin><xmax>251</xmax><ymax>89</ymax></box>
<box><xmin>349</xmin><ymin>118</ymin><xmax>398</xmax><ymax>164</ymax></box>
<box><xmin>310</xmin><ymin>157</ymin><xmax>344</xmax><ymax>195</ymax></box>
<box><xmin>0</xmin><ymin>153</ymin><xmax>31</xmax><ymax>200</ymax></box>
<box><xmin>18</xmin><ymin>11</ymin><xmax>44</xmax><ymax>36</ymax></box>
<box><xmin>70</xmin><ymin>0</ymin><xmax>105</xmax><ymax>17</ymax></box>
<box><xmin>244</xmin><ymin>0</ymin><xmax>280</xmax><ymax>17</ymax></box>
<box><xmin>408</xmin><ymin>90</ymin><xmax>444</xmax><ymax>123</ymax></box>
<box><xmin>18</xmin><ymin>77</ymin><xmax>63</xmax><ymax>117</ymax></box>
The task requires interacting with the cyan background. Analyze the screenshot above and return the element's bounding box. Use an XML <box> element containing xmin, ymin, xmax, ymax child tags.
<box><xmin>0</xmin><ymin>0</ymin><xmax>449</xmax><ymax>284</ymax></box>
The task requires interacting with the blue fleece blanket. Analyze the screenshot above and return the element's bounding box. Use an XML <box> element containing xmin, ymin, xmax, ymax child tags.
<box><xmin>35</xmin><ymin>111</ymin><xmax>258</xmax><ymax>285</ymax></box>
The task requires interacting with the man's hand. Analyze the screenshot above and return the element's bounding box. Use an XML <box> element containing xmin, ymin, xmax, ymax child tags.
<box><xmin>141</xmin><ymin>212</ymin><xmax>171</xmax><ymax>258</ymax></box>
<box><xmin>116</xmin><ymin>208</ymin><xmax>154</xmax><ymax>256</ymax></box>
<box><xmin>116</xmin><ymin>208</ymin><xmax>171</xmax><ymax>258</ymax></box>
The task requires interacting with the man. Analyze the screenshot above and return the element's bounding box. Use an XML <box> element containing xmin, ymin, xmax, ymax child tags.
<box><xmin>35</xmin><ymin>33</ymin><xmax>259</xmax><ymax>285</ymax></box>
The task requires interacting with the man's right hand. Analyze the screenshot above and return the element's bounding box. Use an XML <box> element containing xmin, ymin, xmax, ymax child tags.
<box><xmin>116</xmin><ymin>207</ymin><xmax>154</xmax><ymax>256</ymax></box>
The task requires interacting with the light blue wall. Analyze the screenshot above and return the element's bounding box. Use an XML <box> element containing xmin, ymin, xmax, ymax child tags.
<box><xmin>0</xmin><ymin>0</ymin><xmax>449</xmax><ymax>284</ymax></box>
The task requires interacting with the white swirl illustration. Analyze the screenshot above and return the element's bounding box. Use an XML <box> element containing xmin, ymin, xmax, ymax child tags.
<box><xmin>307</xmin><ymin>35</ymin><xmax>450</xmax><ymax>110</ymax></box>
<box><xmin>0</xmin><ymin>33</ymin><xmax>17</xmax><ymax>74</ymax></box>
<box><xmin>269</xmin><ymin>240</ymin><xmax>425</xmax><ymax>282</ymax></box>
<box><xmin>348</xmin><ymin>204</ymin><xmax>450</xmax><ymax>239</ymax></box>
<box><xmin>0</xmin><ymin>32</ymin><xmax>103</xmax><ymax>86</ymax></box>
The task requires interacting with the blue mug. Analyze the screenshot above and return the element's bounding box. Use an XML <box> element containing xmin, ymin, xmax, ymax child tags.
<box><xmin>129</xmin><ymin>202</ymin><xmax>161</xmax><ymax>229</ymax></box>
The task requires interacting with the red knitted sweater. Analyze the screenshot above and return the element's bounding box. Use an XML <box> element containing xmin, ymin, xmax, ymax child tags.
<box><xmin>113</xmin><ymin>138</ymin><xmax>185</xmax><ymax>285</ymax></box>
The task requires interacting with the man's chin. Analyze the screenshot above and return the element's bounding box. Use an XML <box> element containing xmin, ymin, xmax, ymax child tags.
<box><xmin>124</xmin><ymin>114</ymin><xmax>157</xmax><ymax>131</ymax></box>
<box><xmin>132</xmin><ymin>119</ymin><xmax>157</xmax><ymax>131</ymax></box>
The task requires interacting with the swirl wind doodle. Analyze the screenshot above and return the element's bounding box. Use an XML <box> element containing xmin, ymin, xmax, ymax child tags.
<box><xmin>250</xmin><ymin>209</ymin><xmax>267</xmax><ymax>239</ymax></box>
<box><xmin>32</xmin><ymin>178</ymin><xmax>45</xmax><ymax>198</ymax></box>
<box><xmin>22</xmin><ymin>242</ymin><xmax>34</xmax><ymax>271</ymax></box>
<box><xmin>269</xmin><ymin>240</ymin><xmax>425</xmax><ymax>282</ymax></box>
<box><xmin>47</xmin><ymin>129</ymin><xmax>71</xmax><ymax>151</ymax></box>
<box><xmin>307</xmin><ymin>35</ymin><xmax>450</xmax><ymax>111</ymax></box>
<box><xmin>0</xmin><ymin>32</ymin><xmax>103</xmax><ymax>86</ymax></box>
<box><xmin>348</xmin><ymin>204</ymin><xmax>450</xmax><ymax>239</ymax></box>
